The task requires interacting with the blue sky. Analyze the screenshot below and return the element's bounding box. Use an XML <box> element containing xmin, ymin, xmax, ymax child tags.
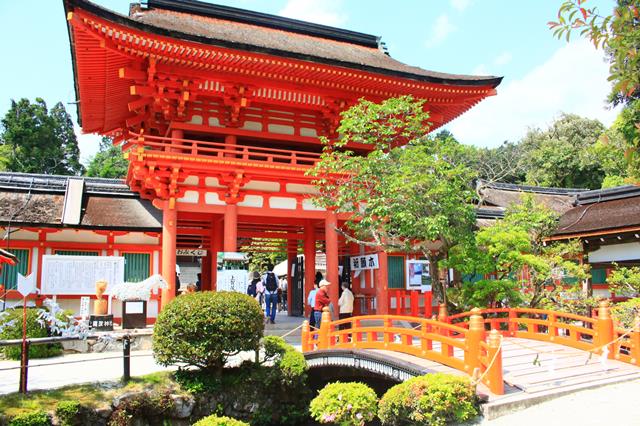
<box><xmin>0</xmin><ymin>0</ymin><xmax>617</xmax><ymax>164</ymax></box>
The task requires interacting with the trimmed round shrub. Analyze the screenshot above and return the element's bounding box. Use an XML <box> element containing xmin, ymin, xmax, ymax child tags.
<box><xmin>378</xmin><ymin>373</ymin><xmax>478</xmax><ymax>426</ymax></box>
<box><xmin>261</xmin><ymin>335</ymin><xmax>307</xmax><ymax>379</ymax></box>
<box><xmin>153</xmin><ymin>291</ymin><xmax>263</xmax><ymax>371</ymax></box>
<box><xmin>0</xmin><ymin>308</ymin><xmax>62</xmax><ymax>360</ymax></box>
<box><xmin>193</xmin><ymin>415</ymin><xmax>249</xmax><ymax>426</ymax></box>
<box><xmin>310</xmin><ymin>382</ymin><xmax>378</xmax><ymax>426</ymax></box>
<box><xmin>8</xmin><ymin>410</ymin><xmax>50</xmax><ymax>426</ymax></box>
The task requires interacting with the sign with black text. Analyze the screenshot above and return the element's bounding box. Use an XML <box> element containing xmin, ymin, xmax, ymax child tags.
<box><xmin>176</xmin><ymin>249</ymin><xmax>207</xmax><ymax>257</ymax></box>
<box><xmin>350</xmin><ymin>254</ymin><xmax>379</xmax><ymax>271</ymax></box>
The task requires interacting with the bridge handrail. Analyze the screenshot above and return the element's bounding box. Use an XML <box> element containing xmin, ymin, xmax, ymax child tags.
<box><xmin>302</xmin><ymin>309</ymin><xmax>504</xmax><ymax>395</ymax></box>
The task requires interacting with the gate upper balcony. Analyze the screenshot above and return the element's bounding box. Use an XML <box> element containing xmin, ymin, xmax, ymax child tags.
<box><xmin>125</xmin><ymin>131</ymin><xmax>324</xmax><ymax>179</ymax></box>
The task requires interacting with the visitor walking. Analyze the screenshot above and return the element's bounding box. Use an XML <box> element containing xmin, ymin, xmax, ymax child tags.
<box><xmin>314</xmin><ymin>279</ymin><xmax>331</xmax><ymax>329</ymax></box>
<box><xmin>279</xmin><ymin>276</ymin><xmax>288</xmax><ymax>312</ymax></box>
<box><xmin>338</xmin><ymin>282</ymin><xmax>354</xmax><ymax>333</ymax></box>
<box><xmin>307</xmin><ymin>282</ymin><xmax>318</xmax><ymax>328</ymax></box>
<box><xmin>262</xmin><ymin>265</ymin><xmax>280</xmax><ymax>324</ymax></box>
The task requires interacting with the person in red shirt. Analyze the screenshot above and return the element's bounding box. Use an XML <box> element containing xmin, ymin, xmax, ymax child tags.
<box><xmin>314</xmin><ymin>279</ymin><xmax>331</xmax><ymax>328</ymax></box>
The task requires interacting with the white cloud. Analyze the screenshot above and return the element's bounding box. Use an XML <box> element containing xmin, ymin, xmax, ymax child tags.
<box><xmin>494</xmin><ymin>51</ymin><xmax>512</xmax><ymax>66</ymax></box>
<box><xmin>451</xmin><ymin>0</ymin><xmax>471</xmax><ymax>12</ymax></box>
<box><xmin>448</xmin><ymin>40</ymin><xmax>618</xmax><ymax>148</ymax></box>
<box><xmin>278</xmin><ymin>0</ymin><xmax>347</xmax><ymax>27</ymax></box>
<box><xmin>74</xmin><ymin>124</ymin><xmax>102</xmax><ymax>165</ymax></box>
<box><xmin>425</xmin><ymin>15</ymin><xmax>457</xmax><ymax>48</ymax></box>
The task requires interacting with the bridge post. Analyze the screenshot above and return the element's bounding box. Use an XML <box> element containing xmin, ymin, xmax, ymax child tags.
<box><xmin>508</xmin><ymin>310</ymin><xmax>518</xmax><ymax>337</ymax></box>
<box><xmin>596</xmin><ymin>300</ymin><xmax>614</xmax><ymax>359</ymax></box>
<box><xmin>438</xmin><ymin>303</ymin><xmax>453</xmax><ymax>356</ymax></box>
<box><xmin>465</xmin><ymin>308</ymin><xmax>485</xmax><ymax>375</ymax></box>
<box><xmin>318</xmin><ymin>307</ymin><xmax>331</xmax><ymax>350</ymax></box>
<box><xmin>631</xmin><ymin>315</ymin><xmax>640</xmax><ymax>366</ymax></box>
<box><xmin>485</xmin><ymin>329</ymin><xmax>504</xmax><ymax>395</ymax></box>
<box><xmin>301</xmin><ymin>320</ymin><xmax>310</xmax><ymax>352</ymax></box>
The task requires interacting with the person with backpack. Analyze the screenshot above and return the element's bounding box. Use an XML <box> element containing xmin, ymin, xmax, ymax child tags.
<box><xmin>261</xmin><ymin>264</ymin><xmax>280</xmax><ymax>324</ymax></box>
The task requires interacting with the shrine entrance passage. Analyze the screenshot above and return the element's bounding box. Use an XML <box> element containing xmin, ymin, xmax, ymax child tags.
<box><xmin>301</xmin><ymin>303</ymin><xmax>640</xmax><ymax>398</ymax></box>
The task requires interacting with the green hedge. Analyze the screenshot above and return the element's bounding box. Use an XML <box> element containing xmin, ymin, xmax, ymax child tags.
<box><xmin>0</xmin><ymin>308</ymin><xmax>62</xmax><ymax>360</ymax></box>
<box><xmin>153</xmin><ymin>291</ymin><xmax>264</xmax><ymax>372</ymax></box>
<box><xmin>310</xmin><ymin>382</ymin><xmax>378</xmax><ymax>425</ymax></box>
<box><xmin>192</xmin><ymin>415</ymin><xmax>249</xmax><ymax>426</ymax></box>
<box><xmin>8</xmin><ymin>410</ymin><xmax>50</xmax><ymax>426</ymax></box>
<box><xmin>378</xmin><ymin>373</ymin><xmax>478</xmax><ymax>426</ymax></box>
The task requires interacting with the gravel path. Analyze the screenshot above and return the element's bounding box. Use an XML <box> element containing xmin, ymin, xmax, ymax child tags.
<box><xmin>479</xmin><ymin>379</ymin><xmax>640</xmax><ymax>425</ymax></box>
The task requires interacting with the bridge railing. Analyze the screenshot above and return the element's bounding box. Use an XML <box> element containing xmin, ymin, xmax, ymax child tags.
<box><xmin>301</xmin><ymin>308</ymin><xmax>504</xmax><ymax>395</ymax></box>
<box><xmin>442</xmin><ymin>301</ymin><xmax>640</xmax><ymax>364</ymax></box>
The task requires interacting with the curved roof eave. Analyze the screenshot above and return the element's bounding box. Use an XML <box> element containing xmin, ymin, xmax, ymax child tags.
<box><xmin>64</xmin><ymin>0</ymin><xmax>503</xmax><ymax>89</ymax></box>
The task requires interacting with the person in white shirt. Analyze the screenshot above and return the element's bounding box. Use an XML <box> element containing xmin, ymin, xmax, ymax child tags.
<box><xmin>338</xmin><ymin>282</ymin><xmax>354</xmax><ymax>332</ymax></box>
<box><xmin>307</xmin><ymin>283</ymin><xmax>318</xmax><ymax>328</ymax></box>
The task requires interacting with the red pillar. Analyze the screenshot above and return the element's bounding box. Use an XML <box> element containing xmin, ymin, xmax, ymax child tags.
<box><xmin>211</xmin><ymin>217</ymin><xmax>223</xmax><ymax>291</ymax></box>
<box><xmin>375</xmin><ymin>250</ymin><xmax>389</xmax><ymax>314</ymax></box>
<box><xmin>223</xmin><ymin>204</ymin><xmax>238</xmax><ymax>252</ymax></box>
<box><xmin>201</xmin><ymin>253</ymin><xmax>211</xmax><ymax>291</ymax></box>
<box><xmin>325</xmin><ymin>211</ymin><xmax>339</xmax><ymax>312</ymax></box>
<box><xmin>304</xmin><ymin>220</ymin><xmax>316</xmax><ymax>315</ymax></box>
<box><xmin>161</xmin><ymin>206</ymin><xmax>177</xmax><ymax>309</ymax></box>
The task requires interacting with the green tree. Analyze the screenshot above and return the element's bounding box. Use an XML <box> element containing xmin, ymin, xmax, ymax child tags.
<box><xmin>550</xmin><ymin>1</ymin><xmax>640</xmax><ymax>182</ymax></box>
<box><xmin>450</xmin><ymin>196</ymin><xmax>589</xmax><ymax>310</ymax></box>
<box><xmin>0</xmin><ymin>98</ymin><xmax>84</xmax><ymax>175</ymax></box>
<box><xmin>309</xmin><ymin>96</ymin><xmax>478</xmax><ymax>304</ymax></box>
<box><xmin>461</xmin><ymin>141</ymin><xmax>527</xmax><ymax>185</ymax></box>
<box><xmin>85</xmin><ymin>136</ymin><xmax>129</xmax><ymax>178</ymax></box>
<box><xmin>520</xmin><ymin>113</ymin><xmax>610</xmax><ymax>189</ymax></box>
<box><xmin>240</xmin><ymin>237</ymin><xmax>289</xmax><ymax>273</ymax></box>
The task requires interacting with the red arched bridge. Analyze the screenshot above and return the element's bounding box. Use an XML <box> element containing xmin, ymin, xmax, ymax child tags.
<box><xmin>301</xmin><ymin>302</ymin><xmax>640</xmax><ymax>398</ymax></box>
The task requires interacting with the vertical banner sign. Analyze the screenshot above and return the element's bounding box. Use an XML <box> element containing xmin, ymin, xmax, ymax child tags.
<box><xmin>406</xmin><ymin>260</ymin><xmax>431</xmax><ymax>292</ymax></box>
<box><xmin>79</xmin><ymin>296</ymin><xmax>90</xmax><ymax>320</ymax></box>
<box><xmin>350</xmin><ymin>253</ymin><xmax>379</xmax><ymax>271</ymax></box>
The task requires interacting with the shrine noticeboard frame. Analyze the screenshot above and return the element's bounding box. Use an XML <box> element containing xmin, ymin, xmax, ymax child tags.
<box><xmin>41</xmin><ymin>255</ymin><xmax>125</xmax><ymax>295</ymax></box>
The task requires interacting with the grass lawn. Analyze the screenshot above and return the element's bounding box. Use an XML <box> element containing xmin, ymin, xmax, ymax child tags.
<box><xmin>0</xmin><ymin>371</ymin><xmax>178</xmax><ymax>418</ymax></box>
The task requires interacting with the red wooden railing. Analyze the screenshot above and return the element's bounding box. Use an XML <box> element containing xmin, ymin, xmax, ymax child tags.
<box><xmin>302</xmin><ymin>301</ymin><xmax>640</xmax><ymax>397</ymax></box>
<box><xmin>127</xmin><ymin>132</ymin><xmax>322</xmax><ymax>168</ymax></box>
<box><xmin>302</xmin><ymin>309</ymin><xmax>504</xmax><ymax>395</ymax></box>
<box><xmin>388</xmin><ymin>289</ymin><xmax>433</xmax><ymax>318</ymax></box>
<box><xmin>442</xmin><ymin>301</ymin><xmax>640</xmax><ymax>364</ymax></box>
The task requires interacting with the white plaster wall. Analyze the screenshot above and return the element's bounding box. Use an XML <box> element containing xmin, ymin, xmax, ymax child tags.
<box><xmin>178</xmin><ymin>190</ymin><xmax>199</xmax><ymax>204</ymax></box>
<box><xmin>183</xmin><ymin>176</ymin><xmax>199</xmax><ymax>186</ymax></box>
<box><xmin>588</xmin><ymin>242</ymin><xmax>640</xmax><ymax>263</ymax></box>
<box><xmin>302</xmin><ymin>199</ymin><xmax>325</xmax><ymax>211</ymax></box>
<box><xmin>0</xmin><ymin>228</ymin><xmax>39</xmax><ymax>240</ymax></box>
<box><xmin>593</xmin><ymin>289</ymin><xmax>612</xmax><ymax>299</ymax></box>
<box><xmin>46</xmin><ymin>230</ymin><xmax>107</xmax><ymax>243</ymax></box>
<box><xmin>286</xmin><ymin>183</ymin><xmax>319</xmax><ymax>195</ymax></box>
<box><xmin>269</xmin><ymin>197</ymin><xmax>296</xmax><ymax>209</ymax></box>
<box><xmin>267</xmin><ymin>124</ymin><xmax>294</xmax><ymax>135</ymax></box>
<box><xmin>205</xmin><ymin>177</ymin><xmax>223</xmax><ymax>187</ymax></box>
<box><xmin>205</xmin><ymin>192</ymin><xmax>225</xmax><ymax>205</ymax></box>
<box><xmin>243</xmin><ymin>180</ymin><xmax>280</xmax><ymax>192</ymax></box>
<box><xmin>188</xmin><ymin>115</ymin><xmax>203</xmax><ymax>125</ymax></box>
<box><xmin>300</xmin><ymin>128</ymin><xmax>318</xmax><ymax>137</ymax></box>
<box><xmin>152</xmin><ymin>251</ymin><xmax>159</xmax><ymax>274</ymax></box>
<box><xmin>115</xmin><ymin>233</ymin><xmax>159</xmax><ymax>246</ymax></box>
<box><xmin>238</xmin><ymin>195</ymin><xmax>264</xmax><ymax>208</ymax></box>
<box><xmin>208</xmin><ymin>117</ymin><xmax>221</xmax><ymax>127</ymax></box>
<box><xmin>242</xmin><ymin>121</ymin><xmax>262</xmax><ymax>131</ymax></box>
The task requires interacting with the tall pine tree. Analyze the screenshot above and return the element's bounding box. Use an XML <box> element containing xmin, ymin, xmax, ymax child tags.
<box><xmin>0</xmin><ymin>98</ymin><xmax>84</xmax><ymax>175</ymax></box>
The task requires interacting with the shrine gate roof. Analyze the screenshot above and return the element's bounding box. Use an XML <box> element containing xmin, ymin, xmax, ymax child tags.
<box><xmin>64</xmin><ymin>0</ymin><xmax>503</xmax><ymax>134</ymax></box>
<box><xmin>129</xmin><ymin>0</ymin><xmax>502</xmax><ymax>87</ymax></box>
